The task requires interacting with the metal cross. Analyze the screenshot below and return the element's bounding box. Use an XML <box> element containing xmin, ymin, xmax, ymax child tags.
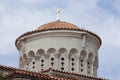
<box><xmin>56</xmin><ymin>8</ymin><xmax>60</xmax><ymax>20</ymax></box>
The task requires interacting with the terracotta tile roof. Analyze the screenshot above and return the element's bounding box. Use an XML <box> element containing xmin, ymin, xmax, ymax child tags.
<box><xmin>15</xmin><ymin>20</ymin><xmax>102</xmax><ymax>49</ymax></box>
<box><xmin>0</xmin><ymin>65</ymin><xmax>74</xmax><ymax>80</ymax></box>
<box><xmin>41</xmin><ymin>68</ymin><xmax>107</xmax><ymax>80</ymax></box>
<box><xmin>4</xmin><ymin>70</ymin><xmax>51</xmax><ymax>80</ymax></box>
<box><xmin>4</xmin><ymin>70</ymin><xmax>74</xmax><ymax>80</ymax></box>
<box><xmin>36</xmin><ymin>20</ymin><xmax>80</xmax><ymax>31</ymax></box>
<box><xmin>0</xmin><ymin>64</ymin><xmax>18</xmax><ymax>71</ymax></box>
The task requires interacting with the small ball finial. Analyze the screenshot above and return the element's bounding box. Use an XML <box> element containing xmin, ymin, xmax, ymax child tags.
<box><xmin>56</xmin><ymin>8</ymin><xmax>60</xmax><ymax>20</ymax></box>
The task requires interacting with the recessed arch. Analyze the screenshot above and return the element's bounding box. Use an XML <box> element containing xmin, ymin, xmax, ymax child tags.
<box><xmin>87</xmin><ymin>52</ymin><xmax>94</xmax><ymax>75</ymax></box>
<box><xmin>80</xmin><ymin>50</ymin><xmax>87</xmax><ymax>58</ymax></box>
<box><xmin>36</xmin><ymin>49</ymin><xmax>45</xmax><ymax>57</ymax></box>
<box><xmin>28</xmin><ymin>51</ymin><xmax>35</xmax><ymax>59</ymax></box>
<box><xmin>93</xmin><ymin>56</ymin><xmax>98</xmax><ymax>67</ymax></box>
<box><xmin>58</xmin><ymin>48</ymin><xmax>67</xmax><ymax>54</ymax></box>
<box><xmin>47</xmin><ymin>48</ymin><xmax>56</xmax><ymax>54</ymax></box>
<box><xmin>58</xmin><ymin>48</ymin><xmax>67</xmax><ymax>71</ymax></box>
<box><xmin>79</xmin><ymin>50</ymin><xmax>87</xmax><ymax>73</ymax></box>
<box><xmin>23</xmin><ymin>54</ymin><xmax>27</xmax><ymax>62</ymax></box>
<box><xmin>88</xmin><ymin>53</ymin><xmax>94</xmax><ymax>63</ymax></box>
<box><xmin>93</xmin><ymin>56</ymin><xmax>98</xmax><ymax>76</ymax></box>
<box><xmin>69</xmin><ymin>48</ymin><xmax>78</xmax><ymax>57</ymax></box>
<box><xmin>69</xmin><ymin>48</ymin><xmax>78</xmax><ymax>72</ymax></box>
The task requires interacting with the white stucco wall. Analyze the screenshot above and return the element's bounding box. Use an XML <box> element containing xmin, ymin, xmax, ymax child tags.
<box><xmin>17</xmin><ymin>30</ymin><xmax>99</xmax><ymax>76</ymax></box>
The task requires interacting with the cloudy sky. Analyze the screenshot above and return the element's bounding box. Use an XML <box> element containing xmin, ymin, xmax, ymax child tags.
<box><xmin>0</xmin><ymin>0</ymin><xmax>120</xmax><ymax>80</ymax></box>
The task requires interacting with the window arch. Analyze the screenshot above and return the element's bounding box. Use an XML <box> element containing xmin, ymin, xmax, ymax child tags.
<box><xmin>79</xmin><ymin>50</ymin><xmax>87</xmax><ymax>73</ymax></box>
<box><xmin>28</xmin><ymin>51</ymin><xmax>35</xmax><ymax>59</ymax></box>
<box><xmin>36</xmin><ymin>49</ymin><xmax>46</xmax><ymax>71</ymax></box>
<box><xmin>87</xmin><ymin>53</ymin><xmax>94</xmax><ymax>75</ymax></box>
<box><xmin>47</xmin><ymin>48</ymin><xmax>56</xmax><ymax>54</ymax></box>
<box><xmin>23</xmin><ymin>54</ymin><xmax>27</xmax><ymax>62</ymax></box>
<box><xmin>69</xmin><ymin>48</ymin><xmax>78</xmax><ymax>72</ymax></box>
<box><xmin>36</xmin><ymin>49</ymin><xmax>45</xmax><ymax>57</ymax></box>
<box><xmin>93</xmin><ymin>56</ymin><xmax>98</xmax><ymax>76</ymax></box>
<box><xmin>19</xmin><ymin>56</ymin><xmax>23</xmax><ymax>68</ymax></box>
<box><xmin>58</xmin><ymin>48</ymin><xmax>67</xmax><ymax>71</ymax></box>
<box><xmin>47</xmin><ymin>48</ymin><xmax>57</xmax><ymax>69</ymax></box>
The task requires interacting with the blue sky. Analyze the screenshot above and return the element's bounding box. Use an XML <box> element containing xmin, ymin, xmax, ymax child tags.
<box><xmin>0</xmin><ymin>0</ymin><xmax>120</xmax><ymax>80</ymax></box>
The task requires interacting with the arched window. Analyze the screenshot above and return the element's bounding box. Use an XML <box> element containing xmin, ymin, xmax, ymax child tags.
<box><xmin>40</xmin><ymin>57</ymin><xmax>45</xmax><ymax>71</ymax></box>
<box><xmin>27</xmin><ymin>51</ymin><xmax>35</xmax><ymax>71</ymax></box>
<box><xmin>23</xmin><ymin>54</ymin><xmax>27</xmax><ymax>62</ymax></box>
<box><xmin>93</xmin><ymin>56</ymin><xmax>98</xmax><ymax>76</ymax></box>
<box><xmin>80</xmin><ymin>50</ymin><xmax>86</xmax><ymax>73</ymax></box>
<box><xmin>69</xmin><ymin>48</ymin><xmax>78</xmax><ymax>72</ymax></box>
<box><xmin>36</xmin><ymin>49</ymin><xmax>46</xmax><ymax>71</ymax></box>
<box><xmin>19</xmin><ymin>56</ymin><xmax>23</xmax><ymax>68</ymax></box>
<box><xmin>87</xmin><ymin>53</ymin><xmax>94</xmax><ymax>75</ymax></box>
<box><xmin>58</xmin><ymin>48</ymin><xmax>67</xmax><ymax>71</ymax></box>
<box><xmin>47</xmin><ymin>48</ymin><xmax>57</xmax><ymax>69</ymax></box>
<box><xmin>28</xmin><ymin>51</ymin><xmax>35</xmax><ymax>59</ymax></box>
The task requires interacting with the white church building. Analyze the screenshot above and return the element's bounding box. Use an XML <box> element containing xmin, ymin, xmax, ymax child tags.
<box><xmin>0</xmin><ymin>10</ymin><xmax>107</xmax><ymax>80</ymax></box>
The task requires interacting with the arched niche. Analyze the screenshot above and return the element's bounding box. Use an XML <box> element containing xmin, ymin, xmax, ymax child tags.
<box><xmin>79</xmin><ymin>50</ymin><xmax>87</xmax><ymax>73</ymax></box>
<box><xmin>80</xmin><ymin>50</ymin><xmax>86</xmax><ymax>59</ymax></box>
<box><xmin>59</xmin><ymin>48</ymin><xmax>67</xmax><ymax>54</ymax></box>
<box><xmin>36</xmin><ymin>49</ymin><xmax>45</xmax><ymax>57</ymax></box>
<box><xmin>28</xmin><ymin>51</ymin><xmax>35</xmax><ymax>59</ymax></box>
<box><xmin>58</xmin><ymin>48</ymin><xmax>68</xmax><ymax>71</ymax></box>
<box><xmin>93</xmin><ymin>56</ymin><xmax>98</xmax><ymax>76</ymax></box>
<box><xmin>36</xmin><ymin>49</ymin><xmax>46</xmax><ymax>71</ymax></box>
<box><xmin>23</xmin><ymin>54</ymin><xmax>27</xmax><ymax>62</ymax></box>
<box><xmin>69</xmin><ymin>48</ymin><xmax>78</xmax><ymax>72</ymax></box>
<box><xmin>87</xmin><ymin>53</ymin><xmax>94</xmax><ymax>64</ymax></box>
<box><xmin>47</xmin><ymin>48</ymin><xmax>56</xmax><ymax>54</ymax></box>
<box><xmin>69</xmin><ymin>48</ymin><xmax>78</xmax><ymax>57</ymax></box>
<box><xmin>87</xmin><ymin>52</ymin><xmax>94</xmax><ymax>75</ymax></box>
<box><xmin>19</xmin><ymin>56</ymin><xmax>23</xmax><ymax>68</ymax></box>
<box><xmin>47</xmin><ymin>48</ymin><xmax>57</xmax><ymax>69</ymax></box>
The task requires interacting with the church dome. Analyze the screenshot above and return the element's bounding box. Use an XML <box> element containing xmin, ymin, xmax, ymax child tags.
<box><xmin>36</xmin><ymin>20</ymin><xmax>80</xmax><ymax>31</ymax></box>
<box><xmin>15</xmin><ymin>20</ymin><xmax>101</xmax><ymax>49</ymax></box>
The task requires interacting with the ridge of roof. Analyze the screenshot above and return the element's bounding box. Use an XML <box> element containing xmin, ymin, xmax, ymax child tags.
<box><xmin>41</xmin><ymin>68</ymin><xmax>107</xmax><ymax>80</ymax></box>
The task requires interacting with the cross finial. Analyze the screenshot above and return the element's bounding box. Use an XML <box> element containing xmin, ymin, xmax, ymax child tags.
<box><xmin>56</xmin><ymin>8</ymin><xmax>60</xmax><ymax>20</ymax></box>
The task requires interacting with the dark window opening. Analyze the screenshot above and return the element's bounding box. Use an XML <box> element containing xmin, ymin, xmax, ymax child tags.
<box><xmin>71</xmin><ymin>63</ymin><xmax>74</xmax><ymax>66</ymax></box>
<box><xmin>71</xmin><ymin>68</ymin><xmax>74</xmax><ymax>71</ymax></box>
<box><xmin>81</xmin><ymin>69</ymin><xmax>83</xmax><ymax>72</ymax></box>
<box><xmin>41</xmin><ymin>64</ymin><xmax>44</xmax><ymax>66</ymax></box>
<box><xmin>41</xmin><ymin>59</ymin><xmax>44</xmax><ymax>62</ymax></box>
<box><xmin>61</xmin><ymin>62</ymin><xmax>64</xmax><ymax>66</ymax></box>
<box><xmin>61</xmin><ymin>67</ymin><xmax>64</xmax><ymax>70</ymax></box>
<box><xmin>71</xmin><ymin>58</ymin><xmax>74</xmax><ymax>61</ymax></box>
<box><xmin>51</xmin><ymin>58</ymin><xmax>54</xmax><ymax>61</ymax></box>
<box><xmin>81</xmin><ymin>60</ymin><xmax>83</xmax><ymax>62</ymax></box>
<box><xmin>33</xmin><ymin>62</ymin><xmax>35</xmax><ymax>64</ymax></box>
<box><xmin>88</xmin><ymin>62</ymin><xmax>89</xmax><ymax>64</ymax></box>
<box><xmin>51</xmin><ymin>62</ymin><xmax>54</xmax><ymax>66</ymax></box>
<box><xmin>32</xmin><ymin>66</ymin><xmax>35</xmax><ymax>69</ymax></box>
<box><xmin>81</xmin><ymin>64</ymin><xmax>83</xmax><ymax>67</ymax></box>
<box><xmin>61</xmin><ymin>57</ymin><xmax>64</xmax><ymax>61</ymax></box>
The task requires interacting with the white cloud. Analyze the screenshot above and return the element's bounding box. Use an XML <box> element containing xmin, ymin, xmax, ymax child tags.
<box><xmin>0</xmin><ymin>0</ymin><xmax>120</xmax><ymax>80</ymax></box>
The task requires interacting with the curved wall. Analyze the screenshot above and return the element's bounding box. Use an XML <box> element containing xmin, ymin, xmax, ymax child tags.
<box><xmin>18</xmin><ymin>31</ymin><xmax>99</xmax><ymax>76</ymax></box>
